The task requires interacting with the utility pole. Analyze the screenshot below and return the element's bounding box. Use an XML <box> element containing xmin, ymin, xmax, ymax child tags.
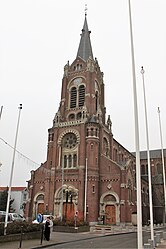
<box><xmin>4</xmin><ymin>104</ymin><xmax>22</xmax><ymax>235</ymax></box>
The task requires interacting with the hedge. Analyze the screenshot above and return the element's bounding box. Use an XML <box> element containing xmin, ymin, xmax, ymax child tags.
<box><xmin>0</xmin><ymin>221</ymin><xmax>43</xmax><ymax>236</ymax></box>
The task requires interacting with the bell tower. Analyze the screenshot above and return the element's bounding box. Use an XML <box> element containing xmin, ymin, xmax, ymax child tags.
<box><xmin>45</xmin><ymin>13</ymin><xmax>113</xmax><ymax>222</ymax></box>
<box><xmin>53</xmin><ymin>14</ymin><xmax>106</xmax><ymax>126</ymax></box>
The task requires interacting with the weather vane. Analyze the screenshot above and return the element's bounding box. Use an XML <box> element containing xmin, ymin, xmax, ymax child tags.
<box><xmin>85</xmin><ymin>4</ymin><xmax>87</xmax><ymax>16</ymax></box>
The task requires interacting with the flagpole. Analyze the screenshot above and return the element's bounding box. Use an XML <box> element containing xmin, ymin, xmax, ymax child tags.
<box><xmin>128</xmin><ymin>1</ymin><xmax>143</xmax><ymax>248</ymax></box>
<box><xmin>158</xmin><ymin>107</ymin><xmax>166</xmax><ymax>223</ymax></box>
<box><xmin>4</xmin><ymin>104</ymin><xmax>22</xmax><ymax>235</ymax></box>
<box><xmin>0</xmin><ymin>106</ymin><xmax>3</xmax><ymax>121</ymax></box>
<box><xmin>141</xmin><ymin>67</ymin><xmax>154</xmax><ymax>243</ymax></box>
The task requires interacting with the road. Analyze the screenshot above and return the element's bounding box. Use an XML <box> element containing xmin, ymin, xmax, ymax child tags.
<box><xmin>41</xmin><ymin>232</ymin><xmax>151</xmax><ymax>249</ymax></box>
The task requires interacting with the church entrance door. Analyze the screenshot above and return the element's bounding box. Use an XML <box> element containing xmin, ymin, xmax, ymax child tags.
<box><xmin>37</xmin><ymin>203</ymin><xmax>44</xmax><ymax>214</ymax></box>
<box><xmin>105</xmin><ymin>205</ymin><xmax>116</xmax><ymax>225</ymax></box>
<box><xmin>63</xmin><ymin>203</ymin><xmax>75</xmax><ymax>221</ymax></box>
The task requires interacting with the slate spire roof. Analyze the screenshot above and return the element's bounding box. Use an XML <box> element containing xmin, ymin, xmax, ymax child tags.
<box><xmin>76</xmin><ymin>14</ymin><xmax>94</xmax><ymax>61</ymax></box>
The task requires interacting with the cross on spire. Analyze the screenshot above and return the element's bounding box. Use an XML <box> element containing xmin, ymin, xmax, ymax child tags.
<box><xmin>85</xmin><ymin>4</ymin><xmax>87</xmax><ymax>16</ymax></box>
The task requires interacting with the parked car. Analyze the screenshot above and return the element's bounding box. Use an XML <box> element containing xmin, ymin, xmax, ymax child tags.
<box><xmin>0</xmin><ymin>213</ymin><xmax>12</xmax><ymax>223</ymax></box>
<box><xmin>8</xmin><ymin>213</ymin><xmax>25</xmax><ymax>222</ymax></box>
<box><xmin>0</xmin><ymin>211</ymin><xmax>6</xmax><ymax>214</ymax></box>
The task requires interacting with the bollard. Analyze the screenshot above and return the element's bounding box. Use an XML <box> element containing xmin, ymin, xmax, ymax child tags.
<box><xmin>163</xmin><ymin>231</ymin><xmax>166</xmax><ymax>240</ymax></box>
<box><xmin>154</xmin><ymin>235</ymin><xmax>157</xmax><ymax>247</ymax></box>
<box><xmin>40</xmin><ymin>225</ymin><xmax>44</xmax><ymax>245</ymax></box>
<box><xmin>159</xmin><ymin>231</ymin><xmax>163</xmax><ymax>239</ymax></box>
<box><xmin>156</xmin><ymin>233</ymin><xmax>161</xmax><ymax>244</ymax></box>
<box><xmin>144</xmin><ymin>243</ymin><xmax>151</xmax><ymax>249</ymax></box>
<box><xmin>148</xmin><ymin>239</ymin><xmax>153</xmax><ymax>248</ymax></box>
<box><xmin>18</xmin><ymin>226</ymin><xmax>23</xmax><ymax>249</ymax></box>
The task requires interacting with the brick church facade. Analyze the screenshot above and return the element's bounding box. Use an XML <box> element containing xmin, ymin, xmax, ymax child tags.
<box><xmin>25</xmin><ymin>15</ymin><xmax>165</xmax><ymax>225</ymax></box>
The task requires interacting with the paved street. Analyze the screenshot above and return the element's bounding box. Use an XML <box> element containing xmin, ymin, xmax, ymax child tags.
<box><xmin>41</xmin><ymin>233</ymin><xmax>138</xmax><ymax>249</ymax></box>
<box><xmin>0</xmin><ymin>226</ymin><xmax>166</xmax><ymax>249</ymax></box>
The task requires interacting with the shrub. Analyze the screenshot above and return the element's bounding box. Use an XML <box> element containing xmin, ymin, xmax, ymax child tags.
<box><xmin>0</xmin><ymin>221</ymin><xmax>43</xmax><ymax>236</ymax></box>
<box><xmin>53</xmin><ymin>218</ymin><xmax>88</xmax><ymax>227</ymax></box>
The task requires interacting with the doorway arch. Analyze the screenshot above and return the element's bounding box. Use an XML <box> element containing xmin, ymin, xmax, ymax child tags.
<box><xmin>54</xmin><ymin>184</ymin><xmax>78</xmax><ymax>220</ymax></box>
<box><xmin>100</xmin><ymin>191</ymin><xmax>120</xmax><ymax>225</ymax></box>
<box><xmin>33</xmin><ymin>192</ymin><xmax>45</xmax><ymax>218</ymax></box>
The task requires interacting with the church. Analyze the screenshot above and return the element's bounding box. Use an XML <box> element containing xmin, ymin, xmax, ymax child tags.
<box><xmin>25</xmin><ymin>13</ymin><xmax>147</xmax><ymax>225</ymax></box>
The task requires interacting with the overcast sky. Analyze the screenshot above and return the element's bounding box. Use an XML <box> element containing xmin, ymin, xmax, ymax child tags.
<box><xmin>0</xmin><ymin>0</ymin><xmax>166</xmax><ymax>187</ymax></box>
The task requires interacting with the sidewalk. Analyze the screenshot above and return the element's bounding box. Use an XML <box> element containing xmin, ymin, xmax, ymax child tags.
<box><xmin>157</xmin><ymin>238</ymin><xmax>166</xmax><ymax>249</ymax></box>
<box><xmin>0</xmin><ymin>231</ymin><xmax>100</xmax><ymax>249</ymax></box>
<box><xmin>0</xmin><ymin>226</ymin><xmax>166</xmax><ymax>249</ymax></box>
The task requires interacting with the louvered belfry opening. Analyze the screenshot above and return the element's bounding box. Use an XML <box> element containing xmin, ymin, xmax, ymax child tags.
<box><xmin>70</xmin><ymin>87</ymin><xmax>77</xmax><ymax>108</ymax></box>
<box><xmin>78</xmin><ymin>85</ymin><xmax>85</xmax><ymax>107</ymax></box>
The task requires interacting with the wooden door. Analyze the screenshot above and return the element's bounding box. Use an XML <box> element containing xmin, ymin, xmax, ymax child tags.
<box><xmin>63</xmin><ymin>203</ymin><xmax>75</xmax><ymax>221</ymax></box>
<box><xmin>105</xmin><ymin>205</ymin><xmax>116</xmax><ymax>225</ymax></box>
<box><xmin>37</xmin><ymin>203</ymin><xmax>44</xmax><ymax>214</ymax></box>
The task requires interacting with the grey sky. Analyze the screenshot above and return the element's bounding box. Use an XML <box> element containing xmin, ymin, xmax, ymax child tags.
<box><xmin>0</xmin><ymin>0</ymin><xmax>166</xmax><ymax>186</ymax></box>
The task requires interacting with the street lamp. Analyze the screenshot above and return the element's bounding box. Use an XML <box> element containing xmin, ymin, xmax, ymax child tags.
<box><xmin>141</xmin><ymin>67</ymin><xmax>154</xmax><ymax>244</ymax></box>
<box><xmin>4</xmin><ymin>104</ymin><xmax>22</xmax><ymax>235</ymax></box>
<box><xmin>128</xmin><ymin>1</ymin><xmax>143</xmax><ymax>248</ymax></box>
<box><xmin>84</xmin><ymin>158</ymin><xmax>88</xmax><ymax>222</ymax></box>
<box><xmin>157</xmin><ymin>107</ymin><xmax>166</xmax><ymax>223</ymax></box>
<box><xmin>64</xmin><ymin>187</ymin><xmax>73</xmax><ymax>222</ymax></box>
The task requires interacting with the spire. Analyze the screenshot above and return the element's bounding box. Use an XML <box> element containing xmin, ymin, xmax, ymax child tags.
<box><xmin>76</xmin><ymin>13</ymin><xmax>94</xmax><ymax>61</ymax></box>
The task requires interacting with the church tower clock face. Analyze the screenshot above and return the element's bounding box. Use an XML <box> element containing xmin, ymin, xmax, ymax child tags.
<box><xmin>63</xmin><ymin>133</ymin><xmax>77</xmax><ymax>149</ymax></box>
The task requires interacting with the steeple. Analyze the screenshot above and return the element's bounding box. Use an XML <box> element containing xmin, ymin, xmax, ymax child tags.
<box><xmin>76</xmin><ymin>14</ymin><xmax>94</xmax><ymax>61</ymax></box>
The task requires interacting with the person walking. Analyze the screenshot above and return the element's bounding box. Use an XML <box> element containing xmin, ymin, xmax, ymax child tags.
<box><xmin>44</xmin><ymin>216</ymin><xmax>53</xmax><ymax>241</ymax></box>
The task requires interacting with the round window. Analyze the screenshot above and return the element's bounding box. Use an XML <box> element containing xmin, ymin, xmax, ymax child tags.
<box><xmin>63</xmin><ymin>133</ymin><xmax>77</xmax><ymax>149</ymax></box>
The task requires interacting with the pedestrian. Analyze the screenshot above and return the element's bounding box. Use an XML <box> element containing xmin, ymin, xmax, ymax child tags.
<box><xmin>44</xmin><ymin>216</ymin><xmax>53</xmax><ymax>241</ymax></box>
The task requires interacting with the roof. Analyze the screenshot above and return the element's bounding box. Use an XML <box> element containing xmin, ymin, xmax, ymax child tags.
<box><xmin>152</xmin><ymin>174</ymin><xmax>164</xmax><ymax>185</ymax></box>
<box><xmin>76</xmin><ymin>15</ymin><xmax>94</xmax><ymax>61</ymax></box>
<box><xmin>132</xmin><ymin>149</ymin><xmax>166</xmax><ymax>159</ymax></box>
<box><xmin>0</xmin><ymin>187</ymin><xmax>26</xmax><ymax>192</ymax></box>
<box><xmin>87</xmin><ymin>115</ymin><xmax>98</xmax><ymax>123</ymax></box>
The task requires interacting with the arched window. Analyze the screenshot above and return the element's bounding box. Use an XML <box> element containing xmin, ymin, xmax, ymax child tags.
<box><xmin>114</xmin><ymin>149</ymin><xmax>118</xmax><ymax>161</ymax></box>
<box><xmin>142</xmin><ymin>187</ymin><xmax>145</xmax><ymax>203</ymax></box>
<box><xmin>68</xmin><ymin>155</ymin><xmax>72</xmax><ymax>168</ymax></box>
<box><xmin>95</xmin><ymin>91</ymin><xmax>98</xmax><ymax>111</ymax></box>
<box><xmin>103</xmin><ymin>194</ymin><xmax>116</xmax><ymax>202</ymax></box>
<box><xmin>157</xmin><ymin>163</ymin><xmax>163</xmax><ymax>174</ymax></box>
<box><xmin>103</xmin><ymin>138</ymin><xmax>109</xmax><ymax>156</ymax></box>
<box><xmin>64</xmin><ymin>155</ymin><xmax>67</xmax><ymax>168</ymax></box>
<box><xmin>73</xmin><ymin>154</ymin><xmax>77</xmax><ymax>167</ymax></box>
<box><xmin>62</xmin><ymin>133</ymin><xmax>78</xmax><ymax>169</ymax></box>
<box><xmin>141</xmin><ymin>164</ymin><xmax>145</xmax><ymax>175</ymax></box>
<box><xmin>78</xmin><ymin>85</ymin><xmax>85</xmax><ymax>107</ymax></box>
<box><xmin>36</xmin><ymin>194</ymin><xmax>44</xmax><ymax>201</ymax></box>
<box><xmin>68</xmin><ymin>113</ymin><xmax>75</xmax><ymax>121</ymax></box>
<box><xmin>128</xmin><ymin>179</ymin><xmax>132</xmax><ymax>202</ymax></box>
<box><xmin>76</xmin><ymin>112</ymin><xmax>82</xmax><ymax>120</ymax></box>
<box><xmin>145</xmin><ymin>164</ymin><xmax>148</xmax><ymax>175</ymax></box>
<box><xmin>70</xmin><ymin>87</ymin><xmax>77</xmax><ymax>108</ymax></box>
